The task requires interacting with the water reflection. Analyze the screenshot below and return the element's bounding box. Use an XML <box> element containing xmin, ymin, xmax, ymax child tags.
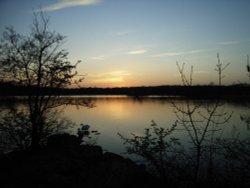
<box><xmin>50</xmin><ymin>96</ymin><xmax>248</xmax><ymax>154</ymax></box>
<box><xmin>1</xmin><ymin>96</ymin><xmax>249</xmax><ymax>153</ymax></box>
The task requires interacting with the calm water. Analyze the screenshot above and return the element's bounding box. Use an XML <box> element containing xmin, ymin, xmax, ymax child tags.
<box><xmin>1</xmin><ymin>96</ymin><xmax>250</xmax><ymax>155</ymax></box>
<box><xmin>56</xmin><ymin>96</ymin><xmax>250</xmax><ymax>155</ymax></box>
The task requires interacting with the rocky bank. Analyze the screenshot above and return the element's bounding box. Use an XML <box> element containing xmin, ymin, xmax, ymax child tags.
<box><xmin>0</xmin><ymin>134</ymin><xmax>159</xmax><ymax>188</ymax></box>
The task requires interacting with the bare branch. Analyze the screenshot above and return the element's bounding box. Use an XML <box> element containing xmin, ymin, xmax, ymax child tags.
<box><xmin>215</xmin><ymin>53</ymin><xmax>230</xmax><ymax>86</ymax></box>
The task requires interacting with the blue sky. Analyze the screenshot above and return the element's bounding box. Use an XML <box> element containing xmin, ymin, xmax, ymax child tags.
<box><xmin>0</xmin><ymin>0</ymin><xmax>250</xmax><ymax>87</ymax></box>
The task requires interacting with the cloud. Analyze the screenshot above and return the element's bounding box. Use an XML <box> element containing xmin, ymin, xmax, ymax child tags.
<box><xmin>218</xmin><ymin>40</ymin><xmax>240</xmax><ymax>45</ymax></box>
<box><xmin>92</xmin><ymin>77</ymin><xmax>124</xmax><ymax>83</ymax></box>
<box><xmin>89</xmin><ymin>56</ymin><xmax>105</xmax><ymax>61</ymax></box>
<box><xmin>151</xmin><ymin>50</ymin><xmax>203</xmax><ymax>58</ymax></box>
<box><xmin>88</xmin><ymin>70</ymin><xmax>131</xmax><ymax>84</ymax></box>
<box><xmin>127</xmin><ymin>49</ymin><xmax>147</xmax><ymax>55</ymax></box>
<box><xmin>37</xmin><ymin>0</ymin><xmax>102</xmax><ymax>12</ymax></box>
<box><xmin>114</xmin><ymin>30</ymin><xmax>137</xmax><ymax>36</ymax></box>
<box><xmin>107</xmin><ymin>71</ymin><xmax>131</xmax><ymax>76</ymax></box>
<box><xmin>89</xmin><ymin>71</ymin><xmax>131</xmax><ymax>78</ymax></box>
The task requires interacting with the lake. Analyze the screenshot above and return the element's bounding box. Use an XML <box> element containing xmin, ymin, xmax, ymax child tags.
<box><xmin>55</xmin><ymin>96</ymin><xmax>250</xmax><ymax>156</ymax></box>
<box><xmin>0</xmin><ymin>96</ymin><xmax>250</xmax><ymax>156</ymax></box>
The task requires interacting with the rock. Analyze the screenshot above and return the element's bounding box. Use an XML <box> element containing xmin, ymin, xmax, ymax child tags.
<box><xmin>47</xmin><ymin>133</ymin><xmax>79</xmax><ymax>149</ymax></box>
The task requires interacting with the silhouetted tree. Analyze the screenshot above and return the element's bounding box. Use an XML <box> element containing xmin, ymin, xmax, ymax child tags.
<box><xmin>118</xmin><ymin>121</ymin><xmax>184</xmax><ymax>182</ymax></box>
<box><xmin>173</xmin><ymin>100</ymin><xmax>232</xmax><ymax>181</ymax></box>
<box><xmin>0</xmin><ymin>12</ymin><xmax>84</xmax><ymax>148</ymax></box>
<box><xmin>215</xmin><ymin>53</ymin><xmax>230</xmax><ymax>86</ymax></box>
<box><xmin>0</xmin><ymin>108</ymin><xmax>74</xmax><ymax>151</ymax></box>
<box><xmin>176</xmin><ymin>62</ymin><xmax>193</xmax><ymax>86</ymax></box>
<box><xmin>174</xmin><ymin>62</ymin><xmax>232</xmax><ymax>182</ymax></box>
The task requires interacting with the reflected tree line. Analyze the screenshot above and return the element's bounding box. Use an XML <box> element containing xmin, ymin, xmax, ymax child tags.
<box><xmin>0</xmin><ymin>12</ymin><xmax>250</xmax><ymax>188</ymax></box>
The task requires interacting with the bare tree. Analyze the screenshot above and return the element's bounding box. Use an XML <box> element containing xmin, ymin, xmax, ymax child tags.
<box><xmin>173</xmin><ymin>99</ymin><xmax>232</xmax><ymax>180</ymax></box>
<box><xmin>174</xmin><ymin>62</ymin><xmax>232</xmax><ymax>182</ymax></box>
<box><xmin>0</xmin><ymin>12</ymin><xmax>85</xmax><ymax>148</ymax></box>
<box><xmin>176</xmin><ymin>62</ymin><xmax>193</xmax><ymax>86</ymax></box>
<box><xmin>215</xmin><ymin>53</ymin><xmax>230</xmax><ymax>86</ymax></box>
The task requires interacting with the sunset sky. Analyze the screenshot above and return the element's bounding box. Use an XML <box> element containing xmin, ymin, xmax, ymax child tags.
<box><xmin>0</xmin><ymin>0</ymin><xmax>250</xmax><ymax>87</ymax></box>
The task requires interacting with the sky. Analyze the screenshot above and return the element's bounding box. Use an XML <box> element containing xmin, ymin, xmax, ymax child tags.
<box><xmin>0</xmin><ymin>0</ymin><xmax>250</xmax><ymax>87</ymax></box>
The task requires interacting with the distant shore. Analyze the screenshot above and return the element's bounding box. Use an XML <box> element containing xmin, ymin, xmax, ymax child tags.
<box><xmin>1</xmin><ymin>83</ymin><xmax>250</xmax><ymax>99</ymax></box>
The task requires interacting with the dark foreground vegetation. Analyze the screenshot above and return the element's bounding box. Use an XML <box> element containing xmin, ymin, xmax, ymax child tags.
<box><xmin>1</xmin><ymin>126</ymin><xmax>250</xmax><ymax>188</ymax></box>
<box><xmin>118</xmin><ymin>120</ymin><xmax>250</xmax><ymax>188</ymax></box>
<box><xmin>0</xmin><ymin>133</ymin><xmax>158</xmax><ymax>188</ymax></box>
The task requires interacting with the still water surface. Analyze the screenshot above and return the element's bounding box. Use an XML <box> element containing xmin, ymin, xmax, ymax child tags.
<box><xmin>58</xmin><ymin>96</ymin><xmax>250</xmax><ymax>155</ymax></box>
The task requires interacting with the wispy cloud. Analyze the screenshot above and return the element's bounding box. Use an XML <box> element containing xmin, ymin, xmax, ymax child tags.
<box><xmin>89</xmin><ymin>56</ymin><xmax>105</xmax><ymax>61</ymax></box>
<box><xmin>151</xmin><ymin>50</ymin><xmax>203</xmax><ymax>58</ymax></box>
<box><xmin>127</xmin><ymin>49</ymin><xmax>147</xmax><ymax>55</ymax></box>
<box><xmin>37</xmin><ymin>0</ymin><xmax>102</xmax><ymax>12</ymax></box>
<box><xmin>107</xmin><ymin>71</ymin><xmax>131</xmax><ymax>76</ymax></box>
<box><xmin>114</xmin><ymin>30</ymin><xmax>136</xmax><ymax>36</ymax></box>
<box><xmin>88</xmin><ymin>70</ymin><xmax>131</xmax><ymax>84</ymax></box>
<box><xmin>89</xmin><ymin>71</ymin><xmax>131</xmax><ymax>78</ymax></box>
<box><xmin>107</xmin><ymin>30</ymin><xmax>137</xmax><ymax>38</ymax></box>
<box><xmin>218</xmin><ymin>40</ymin><xmax>240</xmax><ymax>45</ymax></box>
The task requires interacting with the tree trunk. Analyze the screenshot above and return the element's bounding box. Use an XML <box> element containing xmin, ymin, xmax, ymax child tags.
<box><xmin>194</xmin><ymin>146</ymin><xmax>201</xmax><ymax>182</ymax></box>
<box><xmin>30</xmin><ymin>114</ymin><xmax>40</xmax><ymax>149</ymax></box>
